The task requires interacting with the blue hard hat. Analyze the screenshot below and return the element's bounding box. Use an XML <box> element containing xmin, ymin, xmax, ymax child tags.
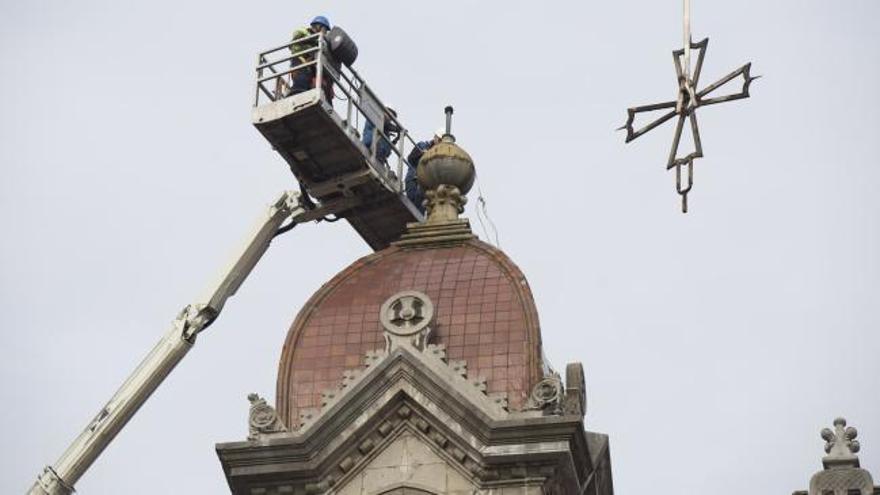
<box><xmin>310</xmin><ymin>15</ymin><xmax>331</xmax><ymax>30</ymax></box>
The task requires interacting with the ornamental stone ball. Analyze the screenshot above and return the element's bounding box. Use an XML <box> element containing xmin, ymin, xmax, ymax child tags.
<box><xmin>417</xmin><ymin>106</ymin><xmax>475</xmax><ymax>195</ymax></box>
<box><xmin>806</xmin><ymin>417</ymin><xmax>875</xmax><ymax>495</ymax></box>
<box><xmin>417</xmin><ymin>136</ymin><xmax>476</xmax><ymax>195</ymax></box>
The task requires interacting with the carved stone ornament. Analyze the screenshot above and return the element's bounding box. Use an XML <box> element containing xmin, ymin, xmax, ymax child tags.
<box><xmin>525</xmin><ymin>374</ymin><xmax>564</xmax><ymax>413</ymax></box>
<box><xmin>247</xmin><ymin>393</ymin><xmax>287</xmax><ymax>440</ymax></box>
<box><xmin>380</xmin><ymin>291</ymin><xmax>434</xmax><ymax>351</ymax></box>
<box><xmin>562</xmin><ymin>362</ymin><xmax>587</xmax><ymax>417</ymax></box>
<box><xmin>808</xmin><ymin>417</ymin><xmax>875</xmax><ymax>495</ymax></box>
<box><xmin>424</xmin><ymin>184</ymin><xmax>467</xmax><ymax>224</ymax></box>
<box><xmin>822</xmin><ymin>417</ymin><xmax>861</xmax><ymax>466</ymax></box>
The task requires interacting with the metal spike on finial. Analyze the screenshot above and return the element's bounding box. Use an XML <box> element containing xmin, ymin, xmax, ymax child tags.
<box><xmin>444</xmin><ymin>105</ymin><xmax>455</xmax><ymax>142</ymax></box>
<box><xmin>413</xmin><ymin>104</ymin><xmax>474</xmax><ymax>225</ymax></box>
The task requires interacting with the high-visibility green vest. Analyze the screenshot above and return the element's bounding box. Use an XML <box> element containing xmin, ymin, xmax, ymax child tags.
<box><xmin>291</xmin><ymin>27</ymin><xmax>318</xmax><ymax>63</ymax></box>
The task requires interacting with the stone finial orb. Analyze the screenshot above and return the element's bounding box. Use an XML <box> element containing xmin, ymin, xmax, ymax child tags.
<box><xmin>417</xmin><ymin>136</ymin><xmax>476</xmax><ymax>195</ymax></box>
<box><xmin>820</xmin><ymin>416</ymin><xmax>863</xmax><ymax>470</ymax></box>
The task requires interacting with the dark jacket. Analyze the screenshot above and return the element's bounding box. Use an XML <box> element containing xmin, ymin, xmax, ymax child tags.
<box><xmin>404</xmin><ymin>140</ymin><xmax>434</xmax><ymax>213</ymax></box>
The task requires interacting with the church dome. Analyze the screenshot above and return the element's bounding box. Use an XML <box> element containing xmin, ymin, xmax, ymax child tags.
<box><xmin>276</xmin><ymin>237</ymin><xmax>545</xmax><ymax>428</ymax></box>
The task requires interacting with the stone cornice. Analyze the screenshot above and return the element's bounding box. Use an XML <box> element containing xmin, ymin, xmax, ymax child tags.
<box><xmin>217</xmin><ymin>346</ymin><xmax>604</xmax><ymax>493</ymax></box>
<box><xmin>393</xmin><ymin>218</ymin><xmax>475</xmax><ymax>248</ymax></box>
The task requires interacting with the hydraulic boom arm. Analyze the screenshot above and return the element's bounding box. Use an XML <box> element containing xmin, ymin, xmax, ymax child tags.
<box><xmin>28</xmin><ymin>191</ymin><xmax>310</xmax><ymax>495</ymax></box>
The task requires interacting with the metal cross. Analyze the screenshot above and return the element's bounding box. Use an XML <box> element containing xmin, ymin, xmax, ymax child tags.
<box><xmin>620</xmin><ymin>37</ymin><xmax>757</xmax><ymax>212</ymax></box>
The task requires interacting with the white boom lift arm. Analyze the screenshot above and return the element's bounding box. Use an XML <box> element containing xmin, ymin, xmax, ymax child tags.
<box><xmin>27</xmin><ymin>190</ymin><xmax>332</xmax><ymax>495</ymax></box>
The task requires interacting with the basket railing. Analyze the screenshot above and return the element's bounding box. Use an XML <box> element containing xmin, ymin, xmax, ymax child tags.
<box><xmin>254</xmin><ymin>34</ymin><xmax>422</xmax><ymax>195</ymax></box>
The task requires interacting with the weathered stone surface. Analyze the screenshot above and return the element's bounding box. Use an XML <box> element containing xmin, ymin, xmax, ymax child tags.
<box><xmin>218</xmin><ymin>346</ymin><xmax>612</xmax><ymax>494</ymax></box>
<box><xmin>247</xmin><ymin>393</ymin><xmax>287</xmax><ymax>441</ymax></box>
<box><xmin>794</xmin><ymin>417</ymin><xmax>879</xmax><ymax>495</ymax></box>
<box><xmin>336</xmin><ymin>432</ymin><xmax>477</xmax><ymax>494</ymax></box>
<box><xmin>562</xmin><ymin>362</ymin><xmax>587</xmax><ymax>417</ymax></box>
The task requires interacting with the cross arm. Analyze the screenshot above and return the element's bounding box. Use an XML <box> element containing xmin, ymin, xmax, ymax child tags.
<box><xmin>673</xmin><ymin>38</ymin><xmax>709</xmax><ymax>88</ymax></box>
<box><xmin>697</xmin><ymin>62</ymin><xmax>758</xmax><ymax>107</ymax></box>
<box><xmin>620</xmin><ymin>100</ymin><xmax>678</xmax><ymax>143</ymax></box>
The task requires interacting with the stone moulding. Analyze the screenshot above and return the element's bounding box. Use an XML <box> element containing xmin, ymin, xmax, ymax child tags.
<box><xmin>217</xmin><ymin>347</ymin><xmax>610</xmax><ymax>494</ymax></box>
<box><xmin>298</xmin><ymin>343</ymin><xmax>510</xmax><ymax>433</ymax></box>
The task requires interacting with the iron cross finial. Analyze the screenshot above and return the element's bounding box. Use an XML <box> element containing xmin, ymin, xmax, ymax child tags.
<box><xmin>620</xmin><ymin>38</ymin><xmax>758</xmax><ymax>213</ymax></box>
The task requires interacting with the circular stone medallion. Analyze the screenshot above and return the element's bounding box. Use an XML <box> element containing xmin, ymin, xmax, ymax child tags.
<box><xmin>380</xmin><ymin>291</ymin><xmax>434</xmax><ymax>337</ymax></box>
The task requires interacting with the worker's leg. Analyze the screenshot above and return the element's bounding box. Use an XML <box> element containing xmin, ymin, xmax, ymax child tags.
<box><xmin>288</xmin><ymin>56</ymin><xmax>317</xmax><ymax>95</ymax></box>
<box><xmin>362</xmin><ymin>120</ymin><xmax>375</xmax><ymax>150</ymax></box>
<box><xmin>377</xmin><ymin>138</ymin><xmax>391</xmax><ymax>164</ymax></box>
<box><xmin>404</xmin><ymin>167</ymin><xmax>425</xmax><ymax>213</ymax></box>
<box><xmin>290</xmin><ymin>69</ymin><xmax>313</xmax><ymax>94</ymax></box>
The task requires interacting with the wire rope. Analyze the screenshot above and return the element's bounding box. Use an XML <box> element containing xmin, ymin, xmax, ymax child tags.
<box><xmin>683</xmin><ymin>0</ymin><xmax>692</xmax><ymax>80</ymax></box>
<box><xmin>473</xmin><ymin>175</ymin><xmax>500</xmax><ymax>248</ymax></box>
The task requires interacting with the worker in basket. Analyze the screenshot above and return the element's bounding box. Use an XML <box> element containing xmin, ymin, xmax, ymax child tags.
<box><xmin>405</xmin><ymin>128</ymin><xmax>444</xmax><ymax>214</ymax></box>
<box><xmin>289</xmin><ymin>15</ymin><xmax>334</xmax><ymax>99</ymax></box>
<box><xmin>362</xmin><ymin>107</ymin><xmax>400</xmax><ymax>166</ymax></box>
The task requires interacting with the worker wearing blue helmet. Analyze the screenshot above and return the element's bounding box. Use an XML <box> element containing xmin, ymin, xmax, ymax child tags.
<box><xmin>289</xmin><ymin>15</ymin><xmax>332</xmax><ymax>95</ymax></box>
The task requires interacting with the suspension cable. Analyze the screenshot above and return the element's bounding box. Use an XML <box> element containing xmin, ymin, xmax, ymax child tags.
<box><xmin>683</xmin><ymin>0</ymin><xmax>692</xmax><ymax>81</ymax></box>
<box><xmin>474</xmin><ymin>176</ymin><xmax>500</xmax><ymax>248</ymax></box>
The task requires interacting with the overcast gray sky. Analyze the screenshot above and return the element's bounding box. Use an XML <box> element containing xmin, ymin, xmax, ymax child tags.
<box><xmin>2</xmin><ymin>1</ymin><xmax>879</xmax><ymax>493</ymax></box>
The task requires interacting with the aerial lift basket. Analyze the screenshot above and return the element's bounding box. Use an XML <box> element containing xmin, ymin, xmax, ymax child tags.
<box><xmin>252</xmin><ymin>30</ymin><xmax>424</xmax><ymax>250</ymax></box>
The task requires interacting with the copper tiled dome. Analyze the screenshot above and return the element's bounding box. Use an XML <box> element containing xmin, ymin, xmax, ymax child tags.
<box><xmin>276</xmin><ymin>238</ymin><xmax>544</xmax><ymax>428</ymax></box>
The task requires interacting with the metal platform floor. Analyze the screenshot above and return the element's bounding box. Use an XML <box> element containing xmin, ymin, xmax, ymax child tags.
<box><xmin>253</xmin><ymin>88</ymin><xmax>422</xmax><ymax>251</ymax></box>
